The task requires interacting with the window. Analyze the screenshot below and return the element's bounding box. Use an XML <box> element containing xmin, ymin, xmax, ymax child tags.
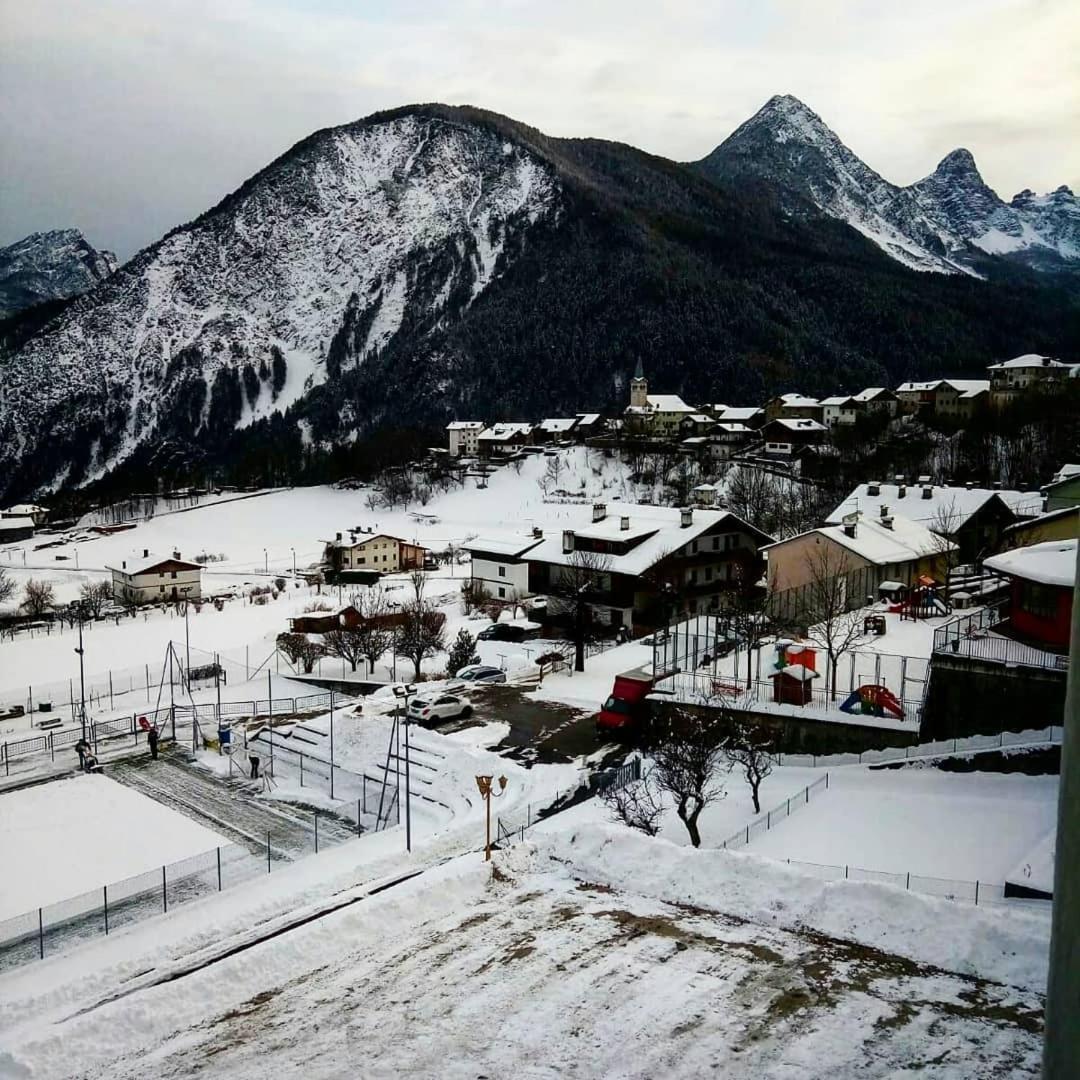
<box><xmin>498</xmin><ymin>566</ymin><xmax>506</xmax><ymax>577</ymax></box>
<box><xmin>712</xmin><ymin>536</ymin><xmax>719</xmax><ymax>551</ymax></box>
<box><xmin>159</xmin><ymin>585</ymin><xmax>164</xmax><ymax>593</ymax></box>
<box><xmin>704</xmin><ymin>567</ymin><xmax>712</xmax><ymax>581</ymax></box>
<box><xmin>1019</xmin><ymin>582</ymin><xmax>1057</xmax><ymax>620</ymax></box>
<box><xmin>357</xmin><ymin>556</ymin><xmax>365</xmax><ymax>564</ymax></box>
<box><xmin>498</xmin><ymin>587</ymin><xmax>506</xmax><ymax>598</ymax></box>
<box><xmin>171</xmin><ymin>571</ymin><xmax>177</xmax><ymax>579</ymax></box>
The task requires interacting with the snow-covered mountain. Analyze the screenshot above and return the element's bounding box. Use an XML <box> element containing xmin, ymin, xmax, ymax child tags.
<box><xmin>0</xmin><ymin>228</ymin><xmax>117</xmax><ymax>318</ymax></box>
<box><xmin>696</xmin><ymin>95</ymin><xmax>1079</xmax><ymax>276</ymax></box>
<box><xmin>0</xmin><ymin>112</ymin><xmax>559</xmax><ymax>494</ymax></box>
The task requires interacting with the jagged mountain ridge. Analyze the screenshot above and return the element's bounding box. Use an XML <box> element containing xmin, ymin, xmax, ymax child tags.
<box><xmin>0</xmin><ymin>103</ymin><xmax>1076</xmax><ymax>502</ymax></box>
<box><xmin>696</xmin><ymin>94</ymin><xmax>1079</xmax><ymax>276</ymax></box>
<box><xmin>0</xmin><ymin>228</ymin><xmax>117</xmax><ymax>318</ymax></box>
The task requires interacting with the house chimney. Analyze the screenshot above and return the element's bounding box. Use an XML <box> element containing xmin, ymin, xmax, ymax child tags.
<box><xmin>879</xmin><ymin>504</ymin><xmax>889</xmax><ymax>519</ymax></box>
<box><xmin>173</xmin><ymin>550</ymin><xmax>181</xmax><ymax>560</ymax></box>
<box><xmin>680</xmin><ymin>507</ymin><xmax>693</xmax><ymax>528</ymax></box>
<box><xmin>592</xmin><ymin>502</ymin><xmax>607</xmax><ymax>522</ymax></box>
<box><xmin>965</xmin><ymin>480</ymin><xmax>973</xmax><ymax>490</ymax></box>
<box><xmin>867</xmin><ymin>481</ymin><xmax>880</xmax><ymax>496</ymax></box>
<box><xmin>922</xmin><ymin>484</ymin><xmax>933</xmax><ymax>500</ymax></box>
<box><xmin>1042</xmin><ymin>355</ymin><xmax>1051</xmax><ymax>366</ymax></box>
<box><xmin>881</xmin><ymin>516</ymin><xmax>894</xmax><ymax>531</ymax></box>
<box><xmin>992</xmin><ymin>480</ymin><xmax>1002</xmax><ymax>490</ymax></box>
<box><xmin>893</xmin><ymin>474</ymin><xmax>905</xmax><ymax>484</ymax></box>
<box><xmin>562</xmin><ymin>530</ymin><xmax>575</xmax><ymax>554</ymax></box>
<box><xmin>620</xmin><ymin>516</ymin><xmax>630</xmax><ymax>531</ymax></box>
<box><xmin>336</xmin><ymin>532</ymin><xmax>342</xmax><ymax>541</ymax></box>
<box><xmin>897</xmin><ymin>484</ymin><xmax>906</xmax><ymax>498</ymax></box>
<box><xmin>143</xmin><ymin>548</ymin><xmax>149</xmax><ymax>558</ymax></box>
<box><xmin>532</xmin><ymin>526</ymin><xmax>543</xmax><ymax>539</ymax></box>
<box><xmin>843</xmin><ymin>522</ymin><xmax>857</xmax><ymax>538</ymax></box>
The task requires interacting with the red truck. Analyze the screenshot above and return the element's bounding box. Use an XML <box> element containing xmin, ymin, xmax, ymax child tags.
<box><xmin>597</xmin><ymin>666</ymin><xmax>658</xmax><ymax>735</ymax></box>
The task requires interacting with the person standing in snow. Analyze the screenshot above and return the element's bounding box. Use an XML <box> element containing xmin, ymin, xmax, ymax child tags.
<box><xmin>249</xmin><ymin>753</ymin><xmax>260</xmax><ymax>779</ymax></box>
<box><xmin>147</xmin><ymin>726</ymin><xmax>159</xmax><ymax>760</ymax></box>
<box><xmin>74</xmin><ymin>737</ymin><xmax>90</xmax><ymax>771</ymax></box>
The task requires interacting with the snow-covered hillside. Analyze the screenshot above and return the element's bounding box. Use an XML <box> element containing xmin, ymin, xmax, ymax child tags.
<box><xmin>0</xmin><ymin>113</ymin><xmax>559</xmax><ymax>493</ymax></box>
<box><xmin>697</xmin><ymin>94</ymin><xmax>1080</xmax><ymax>277</ymax></box>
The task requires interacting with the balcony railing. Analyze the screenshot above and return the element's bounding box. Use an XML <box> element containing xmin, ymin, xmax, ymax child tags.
<box><xmin>932</xmin><ymin>601</ymin><xmax>1068</xmax><ymax>672</ymax></box>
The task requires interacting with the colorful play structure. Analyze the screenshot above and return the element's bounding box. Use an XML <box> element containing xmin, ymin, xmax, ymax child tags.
<box><xmin>890</xmin><ymin>576</ymin><xmax>952</xmax><ymax>621</ymax></box>
<box><xmin>769</xmin><ymin>640</ymin><xmax>821</xmax><ymax>706</ymax></box>
<box><xmin>838</xmin><ymin>683</ymin><xmax>905</xmax><ymax>719</ymax></box>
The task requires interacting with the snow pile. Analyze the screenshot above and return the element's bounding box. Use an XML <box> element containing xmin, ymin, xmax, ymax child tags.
<box><xmin>536</xmin><ymin>822</ymin><xmax>1051</xmax><ymax>990</ymax></box>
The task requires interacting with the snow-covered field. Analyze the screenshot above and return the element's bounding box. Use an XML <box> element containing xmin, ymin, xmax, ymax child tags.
<box><xmin>0</xmin><ymin>774</ymin><xmax>227</xmax><ymax>919</ymax></box>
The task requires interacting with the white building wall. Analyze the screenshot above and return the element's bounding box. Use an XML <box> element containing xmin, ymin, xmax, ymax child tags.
<box><xmin>471</xmin><ymin>556</ymin><xmax>530</xmax><ymax>601</ymax></box>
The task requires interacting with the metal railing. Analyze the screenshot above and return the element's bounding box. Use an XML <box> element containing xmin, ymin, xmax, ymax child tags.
<box><xmin>932</xmin><ymin>602</ymin><xmax>1068</xmax><ymax>671</ymax></box>
<box><xmin>720</xmin><ymin>774</ymin><xmax>829</xmax><ymax>849</ymax></box>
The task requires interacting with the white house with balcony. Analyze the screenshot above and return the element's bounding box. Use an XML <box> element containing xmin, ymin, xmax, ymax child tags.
<box><xmin>464</xmin><ymin>535</ymin><xmax>544</xmax><ymax>601</ymax></box>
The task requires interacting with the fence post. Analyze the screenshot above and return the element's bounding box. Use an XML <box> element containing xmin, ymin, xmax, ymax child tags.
<box><xmin>267</xmin><ymin>831</ymin><xmax>271</xmax><ymax>873</ymax></box>
<box><xmin>314</xmin><ymin>812</ymin><xmax>319</xmax><ymax>854</ymax></box>
<box><xmin>162</xmin><ymin>866</ymin><xmax>168</xmax><ymax>913</ymax></box>
<box><xmin>38</xmin><ymin>908</ymin><xmax>44</xmax><ymax>960</ymax></box>
<box><xmin>357</xmin><ymin>799</ymin><xmax>362</xmax><ymax>836</ymax></box>
<box><xmin>217</xmin><ymin>847</ymin><xmax>222</xmax><ymax>891</ymax></box>
<box><xmin>300</xmin><ymin>755</ymin><xmax>304</xmax><ymax>788</ymax></box>
<box><xmin>826</xmin><ymin>773</ymin><xmax>829</xmax><ymax>790</ymax></box>
<box><xmin>745</xmin><ymin>825</ymin><xmax>749</xmax><ymax>844</ymax></box>
<box><xmin>974</xmin><ymin>881</ymin><xmax>979</xmax><ymax>906</ymax></box>
<box><xmin>767</xmin><ymin>810</ymin><xmax>771</xmax><ymax>829</ymax></box>
<box><xmin>906</xmin><ymin>872</ymin><xmax>910</xmax><ymax>890</ymax></box>
<box><xmin>845</xmin><ymin>865</ymin><xmax>849</xmax><ymax>879</ymax></box>
<box><xmin>104</xmin><ymin>885</ymin><xmax>109</xmax><ymax>934</ymax></box>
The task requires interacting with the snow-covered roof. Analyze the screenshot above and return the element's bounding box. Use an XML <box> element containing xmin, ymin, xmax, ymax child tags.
<box><xmin>539</xmin><ymin>418</ymin><xmax>579</xmax><ymax>434</ymax></box>
<box><xmin>108</xmin><ymin>551</ymin><xmax>202</xmax><ymax>575</ymax></box>
<box><xmin>777</xmin><ymin>393</ymin><xmax>819</xmax><ymax>407</ymax></box>
<box><xmin>895</xmin><ymin>380</ymin><xmax>940</xmax><ymax>393</ymax></box>
<box><xmin>645</xmin><ymin>394</ymin><xmax>695</xmax><ymax>413</ymax></box>
<box><xmin>685</xmin><ymin>413</ymin><xmax>713</xmax><ymax>424</ymax></box>
<box><xmin>714</xmin><ymin>422</ymin><xmax>751</xmax><ymax>434</ymax></box>
<box><xmin>987</xmin><ymin>354</ymin><xmax>1070</xmax><ymax>370</ymax></box>
<box><xmin>767</xmin><ymin>512</ymin><xmax>954</xmax><ymax>567</ymax></box>
<box><xmin>826</xmin><ymin>483</ymin><xmax>1042</xmax><ymax>532</ymax></box>
<box><xmin>681</xmin><ymin>436</ymin><xmax>708</xmax><ymax>445</ymax></box>
<box><xmin>575</xmin><ymin>413</ymin><xmax>602</xmax><ymax>425</ymax></box>
<box><xmin>941</xmin><ymin>379</ymin><xmax>990</xmax><ymax>398</ymax></box>
<box><xmin>715</xmin><ymin>406</ymin><xmax>762</xmax><ymax>421</ymax></box>
<box><xmin>465</xmin><ymin>536</ymin><xmax>544</xmax><ymax>559</ymax></box>
<box><xmin>851</xmin><ymin>387</ymin><xmax>893</xmax><ymax>402</ymax></box>
<box><xmin>820</xmin><ymin>395</ymin><xmax>852</xmax><ymax>407</ymax></box>
<box><xmin>775</xmin><ymin>664</ymin><xmax>819</xmax><ymax>682</ymax></box>
<box><xmin>445</xmin><ymin>421</ymin><xmax>484</xmax><ymax>431</ymax></box>
<box><xmin>1003</xmin><ymin>505</ymin><xmax>1080</xmax><ymax>535</ymax></box>
<box><xmin>768</xmin><ymin>418</ymin><xmax>827</xmax><ymax>433</ymax></box>
<box><xmin>2</xmin><ymin>503</ymin><xmax>47</xmax><ymax>516</ymax></box>
<box><xmin>1050</xmin><ymin>463</ymin><xmax>1080</xmax><ymax>484</ymax></box>
<box><xmin>691</xmin><ymin>483</ymin><xmax>717</xmax><ymax>492</ymax></box>
<box><xmin>524</xmin><ymin>502</ymin><xmax>772</xmax><ymax>577</ymax></box>
<box><xmin>478</xmin><ymin>423</ymin><xmax>534</xmax><ymax>441</ymax></box>
<box><xmin>0</xmin><ymin>516</ymin><xmax>35</xmax><ymax>532</ymax></box>
<box><xmin>984</xmin><ymin>539</ymin><xmax>1077</xmax><ymax>588</ymax></box>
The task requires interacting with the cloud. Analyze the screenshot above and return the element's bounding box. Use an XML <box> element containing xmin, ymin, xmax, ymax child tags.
<box><xmin>1</xmin><ymin>0</ymin><xmax>1076</xmax><ymax>259</ymax></box>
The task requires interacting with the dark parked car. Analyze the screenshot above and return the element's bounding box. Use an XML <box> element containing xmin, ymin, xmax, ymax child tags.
<box><xmin>476</xmin><ymin>622</ymin><xmax>526</xmax><ymax>643</ymax></box>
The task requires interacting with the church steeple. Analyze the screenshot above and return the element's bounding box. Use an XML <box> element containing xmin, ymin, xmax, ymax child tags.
<box><xmin>629</xmin><ymin>358</ymin><xmax>648</xmax><ymax>408</ymax></box>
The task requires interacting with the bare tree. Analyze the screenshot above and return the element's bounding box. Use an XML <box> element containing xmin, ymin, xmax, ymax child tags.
<box><xmin>460</xmin><ymin>578</ymin><xmax>491</xmax><ymax>615</ymax></box>
<box><xmin>323</xmin><ymin>627</ymin><xmax>366</xmax><ymax>672</ymax></box>
<box><xmin>722</xmin><ymin>717</ymin><xmax>776</xmax><ymax>814</ymax></box>
<box><xmin>649</xmin><ymin>708</ymin><xmax>730</xmax><ymax>848</ymax></box>
<box><xmin>927</xmin><ymin>498</ymin><xmax>964</xmax><ymax>572</ymax></box>
<box><xmin>396</xmin><ymin>603</ymin><xmax>447</xmax><ymax>680</ymax></box>
<box><xmin>353</xmin><ymin>588</ymin><xmax>395</xmax><ymax>675</ymax></box>
<box><xmin>0</xmin><ymin>567</ymin><xmax>14</xmax><ymax>607</ymax></box>
<box><xmin>550</xmin><ymin>547</ymin><xmax>613</xmax><ymax>672</ymax></box>
<box><xmin>602</xmin><ymin>769</ymin><xmax>665</xmax><ymax>837</ymax></box>
<box><xmin>276</xmin><ymin>632</ymin><xmax>326</xmax><ymax>674</ymax></box>
<box><xmin>802</xmin><ymin>543</ymin><xmax>864</xmax><ymax>700</ymax></box>
<box><xmin>79</xmin><ymin>580</ymin><xmax>112</xmax><ymax>619</ymax></box>
<box><xmin>21</xmin><ymin>578</ymin><xmax>55</xmax><ymax>617</ymax></box>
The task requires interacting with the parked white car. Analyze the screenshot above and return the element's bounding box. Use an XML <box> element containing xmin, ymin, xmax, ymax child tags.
<box><xmin>407</xmin><ymin>693</ymin><xmax>472</xmax><ymax>726</ymax></box>
<box><xmin>452</xmin><ymin>664</ymin><xmax>508</xmax><ymax>684</ymax></box>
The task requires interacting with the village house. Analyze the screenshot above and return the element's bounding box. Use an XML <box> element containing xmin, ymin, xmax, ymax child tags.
<box><xmin>0</xmin><ymin>516</ymin><xmax>36</xmax><ymax>542</ymax></box>
<box><xmin>519</xmin><ymin>501</ymin><xmax>774</xmax><ymax>629</ymax></box>
<box><xmin>712</xmin><ymin>405</ymin><xmax>765</xmax><ymax>429</ymax></box>
<box><xmin>327</xmin><ymin>531</ymin><xmax>427</xmax><ymax>574</ymax></box>
<box><xmin>819</xmin><ymin>395</ymin><xmax>856</xmax><ymax>427</ymax></box>
<box><xmin>826</xmin><ymin>480</ymin><xmax>1041</xmax><ymax>563</ymax></box>
<box><xmin>623</xmin><ymin>361</ymin><xmax>697</xmax><ymax>438</ymax></box>
<box><xmin>707</xmin><ymin>422</ymin><xmax>754</xmax><ymax>461</ymax></box>
<box><xmin>1</xmin><ymin>503</ymin><xmax>49</xmax><ymax>527</ymax></box>
<box><xmin>536</xmin><ymin>418</ymin><xmax>580</xmax><ymax>442</ymax></box>
<box><xmin>1043</xmin><ymin>470</ymin><xmax>1080</xmax><ymax>514</ymax></box>
<box><xmin>763</xmin><ymin>393</ymin><xmax>822</xmax><ymax>424</ymax></box>
<box><xmin>988</xmin><ymin>354</ymin><xmax>1076</xmax><ymax>409</ymax></box>
<box><xmin>850</xmin><ymin>387</ymin><xmax>898</xmax><ymax>416</ymax></box>
<box><xmin>573</xmin><ymin>413</ymin><xmax>605</xmax><ymax>440</ymax></box>
<box><xmin>763</xmin><ymin>511</ymin><xmax>955</xmax><ymax>596</ymax></box>
<box><xmin>463</xmin><ymin>535</ymin><xmax>544</xmax><ymax>601</ymax></box>
<box><xmin>109</xmin><ymin>550</ymin><xmax>202</xmax><ymax>605</ymax></box>
<box><xmin>1003</xmin><ymin>506</ymin><xmax>1079</xmax><ymax>550</ymax></box>
<box><xmin>477</xmin><ymin>422</ymin><xmax>535</xmax><ymax>457</ymax></box>
<box><xmin>446</xmin><ymin>421</ymin><xmax>484</xmax><ymax>458</ymax></box>
<box><xmin>679</xmin><ymin>412</ymin><xmax>715</xmax><ymax>438</ymax></box>
<box><xmin>760</xmin><ymin>418</ymin><xmax>827</xmax><ymax>457</ymax></box>
<box><xmin>983</xmin><ymin>539</ymin><xmax>1076</xmax><ymax>651</ymax></box>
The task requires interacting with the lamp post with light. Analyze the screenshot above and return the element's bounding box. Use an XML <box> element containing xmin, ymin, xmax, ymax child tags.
<box><xmin>475</xmin><ymin>774</ymin><xmax>507</xmax><ymax>861</ymax></box>
<box><xmin>392</xmin><ymin>683</ymin><xmax>417</xmax><ymax>851</ymax></box>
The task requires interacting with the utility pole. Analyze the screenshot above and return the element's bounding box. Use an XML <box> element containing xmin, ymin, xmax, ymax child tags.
<box><xmin>184</xmin><ymin>601</ymin><xmax>191</xmax><ymax>678</ymax></box>
<box><xmin>329</xmin><ymin>689</ymin><xmax>335</xmax><ymax>800</ymax></box>
<box><xmin>1042</xmin><ymin>533</ymin><xmax>1080</xmax><ymax>1077</ymax></box>
<box><xmin>75</xmin><ymin>609</ymin><xmax>87</xmax><ymax>740</ymax></box>
<box><xmin>392</xmin><ymin>684</ymin><xmax>416</xmax><ymax>850</ymax></box>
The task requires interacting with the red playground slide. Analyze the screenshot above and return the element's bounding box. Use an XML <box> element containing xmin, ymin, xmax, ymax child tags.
<box><xmin>838</xmin><ymin>684</ymin><xmax>905</xmax><ymax>719</ymax></box>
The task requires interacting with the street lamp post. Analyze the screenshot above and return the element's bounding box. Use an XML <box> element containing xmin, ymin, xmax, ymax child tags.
<box><xmin>74</xmin><ymin>607</ymin><xmax>87</xmax><ymax>740</ymax></box>
<box><xmin>329</xmin><ymin>688</ymin><xmax>335</xmax><ymax>800</ymax></box>
<box><xmin>291</xmin><ymin>547</ymin><xmax>297</xmax><ymax>579</ymax></box>
<box><xmin>393</xmin><ymin>683</ymin><xmax>417</xmax><ymax>851</ymax></box>
<box><xmin>263</xmin><ymin>548</ymin><xmax>268</xmax><ymax>574</ymax></box>
<box><xmin>475</xmin><ymin>774</ymin><xmax>508</xmax><ymax>861</ymax></box>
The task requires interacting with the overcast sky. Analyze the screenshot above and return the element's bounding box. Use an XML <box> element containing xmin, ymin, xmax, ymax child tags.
<box><xmin>2</xmin><ymin>0</ymin><xmax>1077</xmax><ymax>261</ymax></box>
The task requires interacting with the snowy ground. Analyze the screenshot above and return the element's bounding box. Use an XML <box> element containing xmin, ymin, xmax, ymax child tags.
<box><xmin>0</xmin><ymin>818</ymin><xmax>1050</xmax><ymax>1079</ymax></box>
<box><xmin>746</xmin><ymin>767</ymin><xmax>1059</xmax><ymax>883</ymax></box>
<box><xmin>0</xmin><ymin>774</ymin><xmax>227</xmax><ymax>919</ymax></box>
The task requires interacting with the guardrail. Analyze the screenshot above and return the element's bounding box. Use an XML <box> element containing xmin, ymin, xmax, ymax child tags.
<box><xmin>931</xmin><ymin>601</ymin><xmax>1067</xmax><ymax>671</ymax></box>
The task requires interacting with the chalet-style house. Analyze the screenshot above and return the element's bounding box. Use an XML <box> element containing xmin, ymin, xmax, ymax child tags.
<box><xmin>760</xmin><ymin>418</ymin><xmax>827</xmax><ymax>457</ymax></box>
<box><xmin>763</xmin><ymin>393</ymin><xmax>822</xmax><ymax>424</ymax></box>
<box><xmin>505</xmin><ymin>501</ymin><xmax>774</xmax><ymax>630</ymax></box>
<box><xmin>327</xmin><ymin>532</ymin><xmax>427</xmax><ymax>574</ymax></box>
<box><xmin>827</xmin><ymin>481</ymin><xmax>1041</xmax><ymax>563</ymax></box>
<box><xmin>988</xmin><ymin>354</ymin><xmax>1077</xmax><ymax>409</ymax></box>
<box><xmin>109</xmin><ymin>550</ymin><xmax>202</xmax><ymax>604</ymax></box>
<box><xmin>0</xmin><ymin>516</ymin><xmax>36</xmax><ymax>542</ymax></box>
<box><xmin>477</xmin><ymin>423</ymin><xmax>535</xmax><ymax>457</ymax></box>
<box><xmin>463</xmin><ymin>535</ymin><xmax>544</xmax><ymax>601</ymax></box>
<box><xmin>895</xmin><ymin>379</ymin><xmax>989</xmax><ymax>420</ymax></box>
<box><xmin>623</xmin><ymin>362</ymin><xmax>696</xmax><ymax>438</ymax></box>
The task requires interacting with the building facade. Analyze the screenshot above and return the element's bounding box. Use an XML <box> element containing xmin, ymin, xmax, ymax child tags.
<box><xmin>110</xmin><ymin>551</ymin><xmax>202</xmax><ymax>604</ymax></box>
<box><xmin>446</xmin><ymin>421</ymin><xmax>484</xmax><ymax>457</ymax></box>
<box><xmin>331</xmin><ymin>533</ymin><xmax>427</xmax><ymax>573</ymax></box>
